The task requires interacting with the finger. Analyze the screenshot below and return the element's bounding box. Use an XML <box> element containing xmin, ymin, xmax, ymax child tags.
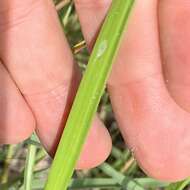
<box><xmin>74</xmin><ymin>0</ymin><xmax>112</xmax><ymax>48</ymax></box>
<box><xmin>159</xmin><ymin>0</ymin><xmax>190</xmax><ymax>112</ymax></box>
<box><xmin>0</xmin><ymin>61</ymin><xmax>34</xmax><ymax>144</ymax></box>
<box><xmin>75</xmin><ymin>0</ymin><xmax>190</xmax><ymax>181</ymax></box>
<box><xmin>76</xmin><ymin>116</ymin><xmax>111</xmax><ymax>169</ymax></box>
<box><xmin>0</xmin><ymin>0</ymin><xmax>111</xmax><ymax>168</ymax></box>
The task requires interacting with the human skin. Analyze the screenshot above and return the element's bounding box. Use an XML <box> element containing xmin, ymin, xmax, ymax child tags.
<box><xmin>0</xmin><ymin>0</ymin><xmax>190</xmax><ymax>182</ymax></box>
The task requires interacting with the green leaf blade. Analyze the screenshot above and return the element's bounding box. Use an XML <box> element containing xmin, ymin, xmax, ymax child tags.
<box><xmin>45</xmin><ymin>1</ymin><xmax>135</xmax><ymax>189</ymax></box>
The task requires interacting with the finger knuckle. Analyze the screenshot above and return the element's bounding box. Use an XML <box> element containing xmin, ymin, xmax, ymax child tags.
<box><xmin>0</xmin><ymin>0</ymin><xmax>44</xmax><ymax>31</ymax></box>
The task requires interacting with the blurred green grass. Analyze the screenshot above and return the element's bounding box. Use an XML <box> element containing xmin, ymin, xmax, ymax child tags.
<box><xmin>0</xmin><ymin>1</ymin><xmax>189</xmax><ymax>190</ymax></box>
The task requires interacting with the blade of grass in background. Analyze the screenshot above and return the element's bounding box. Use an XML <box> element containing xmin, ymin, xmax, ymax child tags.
<box><xmin>0</xmin><ymin>145</ymin><xmax>15</xmax><ymax>184</ymax></box>
<box><xmin>56</xmin><ymin>0</ymin><xmax>71</xmax><ymax>11</ymax></box>
<box><xmin>24</xmin><ymin>135</ymin><xmax>37</xmax><ymax>190</ymax></box>
<box><xmin>45</xmin><ymin>0</ymin><xmax>134</xmax><ymax>189</ymax></box>
<box><xmin>99</xmin><ymin>163</ymin><xmax>146</xmax><ymax>190</ymax></box>
<box><xmin>166</xmin><ymin>178</ymin><xmax>190</xmax><ymax>190</ymax></box>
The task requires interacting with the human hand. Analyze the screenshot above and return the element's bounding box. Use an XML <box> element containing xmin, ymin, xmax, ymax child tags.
<box><xmin>0</xmin><ymin>0</ymin><xmax>189</xmax><ymax>182</ymax></box>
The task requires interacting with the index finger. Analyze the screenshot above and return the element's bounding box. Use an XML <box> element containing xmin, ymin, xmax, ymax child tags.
<box><xmin>0</xmin><ymin>0</ymin><xmax>111</xmax><ymax>168</ymax></box>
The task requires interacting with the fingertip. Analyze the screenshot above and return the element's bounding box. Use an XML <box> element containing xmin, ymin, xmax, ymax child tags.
<box><xmin>135</xmin><ymin>149</ymin><xmax>190</xmax><ymax>182</ymax></box>
<box><xmin>76</xmin><ymin>116</ymin><xmax>112</xmax><ymax>169</ymax></box>
<box><xmin>0</xmin><ymin>64</ymin><xmax>35</xmax><ymax>145</ymax></box>
<box><xmin>0</xmin><ymin>104</ymin><xmax>35</xmax><ymax>145</ymax></box>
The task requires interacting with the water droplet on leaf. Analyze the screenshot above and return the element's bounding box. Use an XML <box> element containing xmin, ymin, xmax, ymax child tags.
<box><xmin>96</xmin><ymin>40</ymin><xmax>108</xmax><ymax>58</ymax></box>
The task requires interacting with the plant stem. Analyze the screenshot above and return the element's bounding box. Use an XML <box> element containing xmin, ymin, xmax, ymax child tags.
<box><xmin>73</xmin><ymin>40</ymin><xmax>86</xmax><ymax>54</ymax></box>
<box><xmin>45</xmin><ymin>0</ymin><xmax>134</xmax><ymax>189</ymax></box>
<box><xmin>0</xmin><ymin>145</ymin><xmax>15</xmax><ymax>184</ymax></box>
<box><xmin>24</xmin><ymin>142</ymin><xmax>37</xmax><ymax>190</ymax></box>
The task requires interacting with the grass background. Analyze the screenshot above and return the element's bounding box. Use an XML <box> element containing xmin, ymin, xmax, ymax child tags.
<box><xmin>0</xmin><ymin>1</ymin><xmax>189</xmax><ymax>189</ymax></box>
